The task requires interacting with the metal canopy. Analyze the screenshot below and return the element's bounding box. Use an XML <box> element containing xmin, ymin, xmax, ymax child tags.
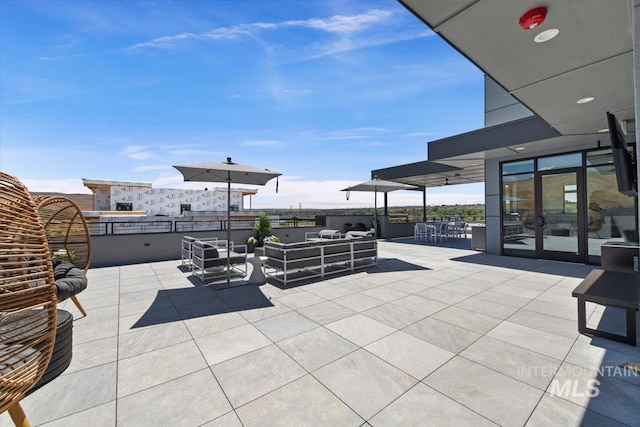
<box><xmin>341</xmin><ymin>177</ymin><xmax>418</xmax><ymax>194</ymax></box>
<box><xmin>371</xmin><ymin>160</ymin><xmax>465</xmax><ymax>188</ymax></box>
<box><xmin>341</xmin><ymin>177</ymin><xmax>418</xmax><ymax>229</ymax></box>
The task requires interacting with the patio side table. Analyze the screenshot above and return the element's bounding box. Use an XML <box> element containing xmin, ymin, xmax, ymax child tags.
<box><xmin>247</xmin><ymin>256</ymin><xmax>269</xmax><ymax>284</ymax></box>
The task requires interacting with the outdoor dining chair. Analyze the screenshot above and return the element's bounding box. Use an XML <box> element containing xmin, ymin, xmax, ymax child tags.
<box><xmin>414</xmin><ymin>223</ymin><xmax>434</xmax><ymax>242</ymax></box>
<box><xmin>435</xmin><ymin>222</ymin><xmax>449</xmax><ymax>242</ymax></box>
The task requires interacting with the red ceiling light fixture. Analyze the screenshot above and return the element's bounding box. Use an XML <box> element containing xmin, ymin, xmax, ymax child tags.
<box><xmin>519</xmin><ymin>7</ymin><xmax>547</xmax><ymax>30</ymax></box>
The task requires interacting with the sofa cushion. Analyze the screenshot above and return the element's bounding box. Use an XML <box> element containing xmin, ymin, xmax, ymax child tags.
<box><xmin>318</xmin><ymin>229</ymin><xmax>341</xmax><ymax>239</ymax></box>
<box><xmin>53</xmin><ymin>260</ymin><xmax>88</xmax><ymax>301</ymax></box>
<box><xmin>203</xmin><ymin>247</ymin><xmax>219</xmax><ymax>258</ymax></box>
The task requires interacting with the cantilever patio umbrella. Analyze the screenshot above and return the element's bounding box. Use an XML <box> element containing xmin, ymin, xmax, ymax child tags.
<box><xmin>341</xmin><ymin>176</ymin><xmax>417</xmax><ymax>232</ymax></box>
<box><xmin>174</xmin><ymin>157</ymin><xmax>281</xmax><ymax>286</ymax></box>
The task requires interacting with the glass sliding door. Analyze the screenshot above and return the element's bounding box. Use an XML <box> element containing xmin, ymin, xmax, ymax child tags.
<box><xmin>536</xmin><ymin>169</ymin><xmax>585</xmax><ymax>262</ymax></box>
<box><xmin>501</xmin><ymin>147</ymin><xmax>637</xmax><ymax>264</ymax></box>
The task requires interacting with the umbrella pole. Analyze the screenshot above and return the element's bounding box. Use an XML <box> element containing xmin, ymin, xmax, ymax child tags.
<box><xmin>227</xmin><ymin>173</ymin><xmax>231</xmax><ymax>286</ymax></box>
<box><xmin>374</xmin><ymin>190</ymin><xmax>378</xmax><ymax>235</ymax></box>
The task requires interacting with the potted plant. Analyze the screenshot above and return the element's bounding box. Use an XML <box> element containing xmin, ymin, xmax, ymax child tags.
<box><xmin>263</xmin><ymin>235</ymin><xmax>280</xmax><ymax>244</ymax></box>
<box><xmin>253</xmin><ymin>213</ymin><xmax>272</xmax><ymax>246</ymax></box>
<box><xmin>246</xmin><ymin>236</ymin><xmax>257</xmax><ymax>254</ymax></box>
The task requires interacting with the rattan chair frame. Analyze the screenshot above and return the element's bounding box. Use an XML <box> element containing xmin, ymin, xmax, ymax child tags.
<box><xmin>1</xmin><ymin>172</ymin><xmax>58</xmax><ymax>427</ymax></box>
<box><xmin>33</xmin><ymin>196</ymin><xmax>91</xmax><ymax>316</ymax></box>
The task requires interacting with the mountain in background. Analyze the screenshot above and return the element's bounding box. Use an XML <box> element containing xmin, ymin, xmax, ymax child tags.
<box><xmin>31</xmin><ymin>192</ymin><xmax>94</xmax><ymax>211</ymax></box>
<box><xmin>29</xmin><ymin>192</ymin><xmax>486</xmax><ymax>219</ymax></box>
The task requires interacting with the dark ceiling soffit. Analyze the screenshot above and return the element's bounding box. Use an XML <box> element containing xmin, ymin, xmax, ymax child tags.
<box><xmin>427</xmin><ymin>115</ymin><xmax>561</xmax><ymax>161</ymax></box>
<box><xmin>372</xmin><ymin>161</ymin><xmax>461</xmax><ymax>182</ymax></box>
<box><xmin>396</xmin><ymin>0</ymin><xmax>543</xmax><ymax>125</ymax></box>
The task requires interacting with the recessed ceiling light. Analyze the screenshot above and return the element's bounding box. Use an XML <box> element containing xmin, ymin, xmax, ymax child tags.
<box><xmin>577</xmin><ymin>97</ymin><xmax>594</xmax><ymax>104</ymax></box>
<box><xmin>515</xmin><ymin>147</ymin><xmax>525</xmax><ymax>151</ymax></box>
<box><xmin>597</xmin><ymin>128</ymin><xmax>609</xmax><ymax>133</ymax></box>
<box><xmin>534</xmin><ymin>28</ymin><xmax>559</xmax><ymax>43</ymax></box>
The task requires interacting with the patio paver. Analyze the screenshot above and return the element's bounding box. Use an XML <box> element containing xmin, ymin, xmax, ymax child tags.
<box><xmin>5</xmin><ymin>239</ymin><xmax>638</xmax><ymax>427</ymax></box>
<box><xmin>236</xmin><ymin>375</ymin><xmax>363</xmax><ymax>426</ymax></box>
<box><xmin>314</xmin><ymin>349</ymin><xmax>418</xmax><ymax>419</ymax></box>
<box><xmin>424</xmin><ymin>356</ymin><xmax>544</xmax><ymax>426</ymax></box>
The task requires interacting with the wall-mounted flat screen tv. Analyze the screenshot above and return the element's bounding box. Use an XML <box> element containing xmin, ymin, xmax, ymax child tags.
<box><xmin>606</xmin><ymin>112</ymin><xmax>637</xmax><ymax>197</ymax></box>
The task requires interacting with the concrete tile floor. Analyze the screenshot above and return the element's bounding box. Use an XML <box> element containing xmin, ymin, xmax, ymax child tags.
<box><xmin>2</xmin><ymin>239</ymin><xmax>639</xmax><ymax>426</ymax></box>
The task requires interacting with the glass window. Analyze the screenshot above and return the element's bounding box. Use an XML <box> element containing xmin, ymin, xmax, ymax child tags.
<box><xmin>538</xmin><ymin>153</ymin><xmax>582</xmax><ymax>171</ymax></box>
<box><xmin>502</xmin><ymin>173</ymin><xmax>535</xmax><ymax>255</ymax></box>
<box><xmin>563</xmin><ymin>185</ymin><xmax>577</xmax><ymax>214</ymax></box>
<box><xmin>586</xmin><ymin>167</ymin><xmax>638</xmax><ymax>258</ymax></box>
<box><xmin>502</xmin><ymin>160</ymin><xmax>534</xmax><ymax>175</ymax></box>
<box><xmin>586</xmin><ymin>149</ymin><xmax>613</xmax><ymax>166</ymax></box>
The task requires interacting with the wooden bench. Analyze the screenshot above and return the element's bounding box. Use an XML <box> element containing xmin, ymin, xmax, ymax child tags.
<box><xmin>572</xmin><ymin>269</ymin><xmax>639</xmax><ymax>346</ymax></box>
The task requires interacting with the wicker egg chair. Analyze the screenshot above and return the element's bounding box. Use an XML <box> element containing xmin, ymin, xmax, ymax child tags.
<box><xmin>33</xmin><ymin>196</ymin><xmax>90</xmax><ymax>316</ymax></box>
<box><xmin>0</xmin><ymin>172</ymin><xmax>58</xmax><ymax>427</ymax></box>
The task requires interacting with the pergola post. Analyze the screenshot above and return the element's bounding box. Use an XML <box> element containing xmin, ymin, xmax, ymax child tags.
<box><xmin>422</xmin><ymin>187</ymin><xmax>427</xmax><ymax>222</ymax></box>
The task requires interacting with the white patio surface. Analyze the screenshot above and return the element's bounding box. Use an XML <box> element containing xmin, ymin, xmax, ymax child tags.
<box><xmin>2</xmin><ymin>240</ymin><xmax>638</xmax><ymax>426</ymax></box>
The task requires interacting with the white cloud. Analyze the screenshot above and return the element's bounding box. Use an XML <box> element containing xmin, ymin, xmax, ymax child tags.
<box><xmin>129</xmin><ymin>151</ymin><xmax>153</xmax><ymax>160</ymax></box>
<box><xmin>21</xmin><ymin>175</ymin><xmax>484</xmax><ymax>208</ymax></box>
<box><xmin>128</xmin><ymin>9</ymin><xmax>398</xmax><ymax>51</ymax></box>
<box><xmin>265</xmin><ymin>82</ymin><xmax>315</xmax><ymax>102</ymax></box>
<box><xmin>323</xmin><ymin>127</ymin><xmax>391</xmax><ymax>140</ymax></box>
<box><xmin>296</xmin><ymin>29</ymin><xmax>433</xmax><ymax>62</ymax></box>
<box><xmin>364</xmin><ymin>142</ymin><xmax>394</xmax><ymax>147</ymax></box>
<box><xmin>241</xmin><ymin>140</ymin><xmax>282</xmax><ymax>146</ymax></box>
<box><xmin>121</xmin><ymin>145</ymin><xmax>153</xmax><ymax>160</ymax></box>
<box><xmin>326</xmin><ymin>135</ymin><xmax>371</xmax><ymax>140</ymax></box>
<box><xmin>131</xmin><ymin>164</ymin><xmax>173</xmax><ymax>172</ymax></box>
<box><xmin>249</xmin><ymin>177</ymin><xmax>484</xmax><ymax>209</ymax></box>
<box><xmin>283</xmin><ymin>10</ymin><xmax>393</xmax><ymax>34</ymax></box>
<box><xmin>167</xmin><ymin>149</ymin><xmax>220</xmax><ymax>157</ymax></box>
<box><xmin>21</xmin><ymin>178</ymin><xmax>92</xmax><ymax>194</ymax></box>
<box><xmin>403</xmin><ymin>132</ymin><xmax>433</xmax><ymax>138</ymax></box>
<box><xmin>357</xmin><ymin>127</ymin><xmax>389</xmax><ymax>133</ymax></box>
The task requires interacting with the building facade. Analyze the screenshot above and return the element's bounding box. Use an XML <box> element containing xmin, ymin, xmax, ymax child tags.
<box><xmin>375</xmin><ymin>0</ymin><xmax>639</xmax><ymax>266</ymax></box>
<box><xmin>82</xmin><ymin>179</ymin><xmax>257</xmax><ymax>216</ymax></box>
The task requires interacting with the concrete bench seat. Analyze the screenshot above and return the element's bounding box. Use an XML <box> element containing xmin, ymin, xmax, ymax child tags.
<box><xmin>572</xmin><ymin>269</ymin><xmax>640</xmax><ymax>346</ymax></box>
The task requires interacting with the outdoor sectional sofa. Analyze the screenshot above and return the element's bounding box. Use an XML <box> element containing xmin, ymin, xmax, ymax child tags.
<box><xmin>263</xmin><ymin>235</ymin><xmax>377</xmax><ymax>286</ymax></box>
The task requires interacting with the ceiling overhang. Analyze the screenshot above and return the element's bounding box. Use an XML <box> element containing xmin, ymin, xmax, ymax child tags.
<box><xmin>399</xmin><ymin>0</ymin><xmax>635</xmax><ymax>137</ymax></box>
<box><xmin>377</xmin><ymin>0</ymin><xmax>637</xmax><ymax>188</ymax></box>
<box><xmin>372</xmin><ymin>115</ymin><xmax>565</xmax><ymax>187</ymax></box>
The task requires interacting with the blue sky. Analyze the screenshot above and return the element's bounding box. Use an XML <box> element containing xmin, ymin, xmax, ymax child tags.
<box><xmin>0</xmin><ymin>0</ymin><xmax>486</xmax><ymax>209</ymax></box>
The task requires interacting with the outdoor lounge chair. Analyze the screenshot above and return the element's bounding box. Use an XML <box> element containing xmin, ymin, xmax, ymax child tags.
<box><xmin>191</xmin><ymin>240</ymin><xmax>247</xmax><ymax>283</ymax></box>
<box><xmin>305</xmin><ymin>229</ymin><xmax>342</xmax><ymax>241</ymax></box>
<box><xmin>34</xmin><ymin>195</ymin><xmax>92</xmax><ymax>316</ymax></box>
<box><xmin>0</xmin><ymin>172</ymin><xmax>62</xmax><ymax>427</ymax></box>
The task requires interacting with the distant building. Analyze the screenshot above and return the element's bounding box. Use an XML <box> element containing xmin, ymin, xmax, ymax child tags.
<box><xmin>82</xmin><ymin>179</ymin><xmax>258</xmax><ymax>216</ymax></box>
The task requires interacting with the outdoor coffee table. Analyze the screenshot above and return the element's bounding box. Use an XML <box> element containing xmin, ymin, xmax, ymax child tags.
<box><xmin>247</xmin><ymin>256</ymin><xmax>269</xmax><ymax>284</ymax></box>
